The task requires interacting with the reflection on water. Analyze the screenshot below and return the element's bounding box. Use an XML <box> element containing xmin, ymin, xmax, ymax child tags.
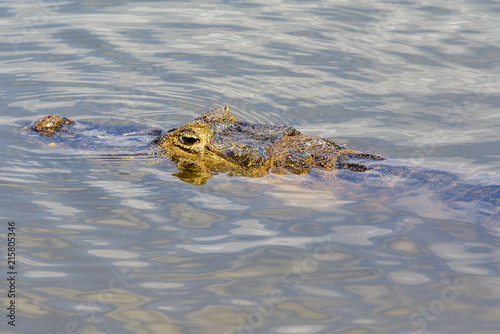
<box><xmin>1</xmin><ymin>0</ymin><xmax>500</xmax><ymax>334</ymax></box>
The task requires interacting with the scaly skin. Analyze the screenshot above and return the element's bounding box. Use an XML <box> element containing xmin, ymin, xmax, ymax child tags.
<box><xmin>151</xmin><ymin>106</ymin><xmax>383</xmax><ymax>177</ymax></box>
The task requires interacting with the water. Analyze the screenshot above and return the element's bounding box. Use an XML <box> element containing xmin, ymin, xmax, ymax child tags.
<box><xmin>1</xmin><ymin>0</ymin><xmax>500</xmax><ymax>333</ymax></box>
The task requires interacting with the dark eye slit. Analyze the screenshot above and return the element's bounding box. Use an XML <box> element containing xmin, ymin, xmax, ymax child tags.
<box><xmin>179</xmin><ymin>134</ymin><xmax>199</xmax><ymax>145</ymax></box>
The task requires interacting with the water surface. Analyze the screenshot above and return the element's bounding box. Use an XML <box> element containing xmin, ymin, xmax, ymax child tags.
<box><xmin>1</xmin><ymin>1</ymin><xmax>500</xmax><ymax>333</ymax></box>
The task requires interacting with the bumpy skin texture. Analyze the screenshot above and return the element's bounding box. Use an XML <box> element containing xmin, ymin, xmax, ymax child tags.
<box><xmin>28</xmin><ymin>106</ymin><xmax>383</xmax><ymax>182</ymax></box>
<box><xmin>151</xmin><ymin>106</ymin><xmax>383</xmax><ymax>177</ymax></box>
<box><xmin>28</xmin><ymin>115</ymin><xmax>75</xmax><ymax>137</ymax></box>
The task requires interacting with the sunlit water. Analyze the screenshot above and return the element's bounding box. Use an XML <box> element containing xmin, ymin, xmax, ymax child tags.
<box><xmin>1</xmin><ymin>1</ymin><xmax>500</xmax><ymax>333</ymax></box>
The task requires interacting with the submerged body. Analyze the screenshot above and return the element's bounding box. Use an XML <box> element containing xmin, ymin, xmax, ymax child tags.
<box><xmin>24</xmin><ymin>106</ymin><xmax>499</xmax><ymax>208</ymax></box>
<box><xmin>27</xmin><ymin>106</ymin><xmax>382</xmax><ymax>182</ymax></box>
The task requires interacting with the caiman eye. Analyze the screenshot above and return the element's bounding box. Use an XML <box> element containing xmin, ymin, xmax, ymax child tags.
<box><xmin>179</xmin><ymin>134</ymin><xmax>199</xmax><ymax>145</ymax></box>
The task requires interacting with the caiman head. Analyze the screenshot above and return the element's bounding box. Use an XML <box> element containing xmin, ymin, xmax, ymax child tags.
<box><xmin>151</xmin><ymin>106</ymin><xmax>295</xmax><ymax>183</ymax></box>
<box><xmin>151</xmin><ymin>106</ymin><xmax>383</xmax><ymax>184</ymax></box>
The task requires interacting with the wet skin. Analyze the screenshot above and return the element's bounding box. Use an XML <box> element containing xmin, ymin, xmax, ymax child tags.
<box><xmin>27</xmin><ymin>106</ymin><xmax>383</xmax><ymax>183</ymax></box>
<box><xmin>29</xmin><ymin>115</ymin><xmax>75</xmax><ymax>137</ymax></box>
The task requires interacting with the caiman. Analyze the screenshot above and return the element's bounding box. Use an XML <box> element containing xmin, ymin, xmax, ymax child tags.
<box><xmin>26</xmin><ymin>106</ymin><xmax>383</xmax><ymax>183</ymax></box>
<box><xmin>23</xmin><ymin>106</ymin><xmax>499</xmax><ymax>209</ymax></box>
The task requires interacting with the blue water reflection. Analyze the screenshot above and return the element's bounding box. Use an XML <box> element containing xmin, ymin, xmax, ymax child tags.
<box><xmin>1</xmin><ymin>1</ymin><xmax>500</xmax><ymax>334</ymax></box>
